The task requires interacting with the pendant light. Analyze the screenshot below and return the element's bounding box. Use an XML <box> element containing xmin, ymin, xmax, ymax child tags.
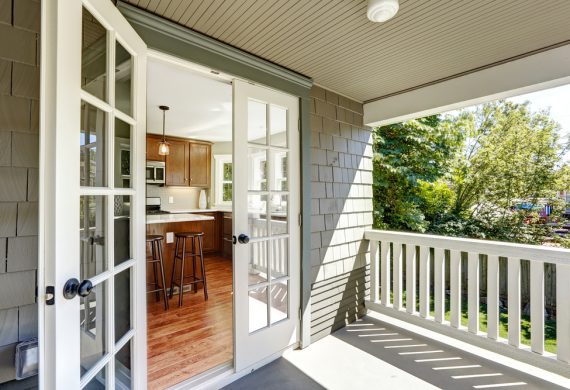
<box><xmin>158</xmin><ymin>105</ymin><xmax>170</xmax><ymax>156</ymax></box>
<box><xmin>367</xmin><ymin>0</ymin><xmax>399</xmax><ymax>22</ymax></box>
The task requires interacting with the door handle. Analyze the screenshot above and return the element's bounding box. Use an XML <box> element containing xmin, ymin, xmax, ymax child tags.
<box><xmin>63</xmin><ymin>278</ymin><xmax>94</xmax><ymax>299</ymax></box>
<box><xmin>237</xmin><ymin>234</ymin><xmax>250</xmax><ymax>244</ymax></box>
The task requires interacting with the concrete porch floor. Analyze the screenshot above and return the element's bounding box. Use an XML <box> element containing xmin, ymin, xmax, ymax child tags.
<box><xmin>225</xmin><ymin>314</ymin><xmax>569</xmax><ymax>390</ymax></box>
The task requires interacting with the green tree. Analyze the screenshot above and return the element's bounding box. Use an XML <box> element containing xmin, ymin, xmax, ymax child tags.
<box><xmin>372</xmin><ymin>116</ymin><xmax>463</xmax><ymax>232</ymax></box>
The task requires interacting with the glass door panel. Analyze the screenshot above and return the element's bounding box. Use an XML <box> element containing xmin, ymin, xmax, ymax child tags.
<box><xmin>41</xmin><ymin>0</ymin><xmax>146</xmax><ymax>388</ymax></box>
<box><xmin>233</xmin><ymin>79</ymin><xmax>300</xmax><ymax>371</ymax></box>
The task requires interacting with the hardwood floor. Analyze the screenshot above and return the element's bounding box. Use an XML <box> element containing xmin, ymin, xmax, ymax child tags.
<box><xmin>147</xmin><ymin>256</ymin><xmax>233</xmax><ymax>390</ymax></box>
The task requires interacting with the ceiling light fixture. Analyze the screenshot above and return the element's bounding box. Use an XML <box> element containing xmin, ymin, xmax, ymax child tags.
<box><xmin>158</xmin><ymin>105</ymin><xmax>170</xmax><ymax>156</ymax></box>
<box><xmin>367</xmin><ymin>0</ymin><xmax>399</xmax><ymax>22</ymax></box>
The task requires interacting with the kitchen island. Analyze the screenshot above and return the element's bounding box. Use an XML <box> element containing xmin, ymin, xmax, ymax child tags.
<box><xmin>146</xmin><ymin>212</ymin><xmax>220</xmax><ymax>294</ymax></box>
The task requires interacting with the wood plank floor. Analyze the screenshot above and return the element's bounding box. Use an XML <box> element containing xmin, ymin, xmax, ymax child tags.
<box><xmin>147</xmin><ymin>256</ymin><xmax>233</xmax><ymax>390</ymax></box>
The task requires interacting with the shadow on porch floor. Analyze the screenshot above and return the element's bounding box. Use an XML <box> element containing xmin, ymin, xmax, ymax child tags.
<box><xmin>225</xmin><ymin>315</ymin><xmax>567</xmax><ymax>390</ymax></box>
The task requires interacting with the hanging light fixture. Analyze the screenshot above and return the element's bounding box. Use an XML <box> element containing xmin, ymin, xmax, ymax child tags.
<box><xmin>367</xmin><ymin>0</ymin><xmax>399</xmax><ymax>22</ymax></box>
<box><xmin>158</xmin><ymin>105</ymin><xmax>170</xmax><ymax>156</ymax></box>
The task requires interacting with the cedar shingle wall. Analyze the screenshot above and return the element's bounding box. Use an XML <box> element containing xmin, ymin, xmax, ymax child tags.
<box><xmin>309</xmin><ymin>86</ymin><xmax>373</xmax><ymax>342</ymax></box>
<box><xmin>0</xmin><ymin>0</ymin><xmax>40</xmax><ymax>385</ymax></box>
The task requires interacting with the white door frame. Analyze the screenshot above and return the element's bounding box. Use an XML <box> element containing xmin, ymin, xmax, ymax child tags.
<box><xmin>39</xmin><ymin>0</ymin><xmax>147</xmax><ymax>388</ymax></box>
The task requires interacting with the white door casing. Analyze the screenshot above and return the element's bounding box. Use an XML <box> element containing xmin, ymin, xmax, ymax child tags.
<box><xmin>233</xmin><ymin>79</ymin><xmax>301</xmax><ymax>371</ymax></box>
<box><xmin>40</xmin><ymin>0</ymin><xmax>147</xmax><ymax>388</ymax></box>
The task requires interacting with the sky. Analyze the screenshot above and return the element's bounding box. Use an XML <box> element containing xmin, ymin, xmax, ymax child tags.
<box><xmin>507</xmin><ymin>83</ymin><xmax>570</xmax><ymax>146</ymax></box>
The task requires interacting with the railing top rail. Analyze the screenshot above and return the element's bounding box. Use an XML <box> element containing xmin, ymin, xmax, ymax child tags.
<box><xmin>364</xmin><ymin>229</ymin><xmax>570</xmax><ymax>265</ymax></box>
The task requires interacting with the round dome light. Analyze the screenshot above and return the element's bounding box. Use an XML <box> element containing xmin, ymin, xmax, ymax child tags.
<box><xmin>367</xmin><ymin>0</ymin><xmax>399</xmax><ymax>23</ymax></box>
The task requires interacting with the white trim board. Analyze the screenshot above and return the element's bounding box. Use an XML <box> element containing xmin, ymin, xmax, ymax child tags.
<box><xmin>364</xmin><ymin>44</ymin><xmax>570</xmax><ymax>127</ymax></box>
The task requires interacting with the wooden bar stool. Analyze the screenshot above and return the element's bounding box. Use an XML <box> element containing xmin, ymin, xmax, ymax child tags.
<box><xmin>146</xmin><ymin>235</ymin><xmax>169</xmax><ymax>310</ymax></box>
<box><xmin>169</xmin><ymin>231</ymin><xmax>208</xmax><ymax>307</ymax></box>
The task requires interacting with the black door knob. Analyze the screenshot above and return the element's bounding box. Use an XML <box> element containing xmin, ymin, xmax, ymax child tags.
<box><xmin>238</xmin><ymin>234</ymin><xmax>250</xmax><ymax>244</ymax></box>
<box><xmin>62</xmin><ymin>278</ymin><xmax>93</xmax><ymax>299</ymax></box>
<box><xmin>63</xmin><ymin>278</ymin><xmax>80</xmax><ymax>299</ymax></box>
<box><xmin>78</xmin><ymin>279</ymin><xmax>93</xmax><ymax>297</ymax></box>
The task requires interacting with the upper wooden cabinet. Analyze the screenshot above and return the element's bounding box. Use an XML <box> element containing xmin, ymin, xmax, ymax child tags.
<box><xmin>189</xmin><ymin>141</ymin><xmax>211</xmax><ymax>187</ymax></box>
<box><xmin>146</xmin><ymin>135</ymin><xmax>211</xmax><ymax>187</ymax></box>
<box><xmin>165</xmin><ymin>139</ymin><xmax>189</xmax><ymax>186</ymax></box>
<box><xmin>146</xmin><ymin>134</ymin><xmax>165</xmax><ymax>162</ymax></box>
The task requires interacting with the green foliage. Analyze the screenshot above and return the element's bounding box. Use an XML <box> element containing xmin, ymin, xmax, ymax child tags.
<box><xmin>373</xmin><ymin>100</ymin><xmax>570</xmax><ymax>245</ymax></box>
<box><xmin>372</xmin><ymin>116</ymin><xmax>463</xmax><ymax>232</ymax></box>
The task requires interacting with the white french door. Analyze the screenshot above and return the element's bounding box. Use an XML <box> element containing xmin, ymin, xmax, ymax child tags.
<box><xmin>233</xmin><ymin>79</ymin><xmax>301</xmax><ymax>371</ymax></box>
<box><xmin>40</xmin><ymin>1</ymin><xmax>147</xmax><ymax>389</ymax></box>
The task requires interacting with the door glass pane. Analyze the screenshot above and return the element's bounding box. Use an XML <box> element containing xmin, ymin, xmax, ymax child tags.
<box><xmin>249</xmin><ymin>286</ymin><xmax>268</xmax><ymax>333</ymax></box>
<box><xmin>81</xmin><ymin>102</ymin><xmax>107</xmax><ymax>187</ymax></box>
<box><xmin>81</xmin><ymin>7</ymin><xmax>107</xmax><ymax>102</ymax></box>
<box><xmin>115</xmin><ymin>340</ymin><xmax>132</xmax><ymax>389</ymax></box>
<box><xmin>115</xmin><ymin>41</ymin><xmax>132</xmax><ymax>115</ymax></box>
<box><xmin>248</xmin><ymin>100</ymin><xmax>267</xmax><ymax>145</ymax></box>
<box><xmin>115</xmin><ymin>268</ymin><xmax>131</xmax><ymax>343</ymax></box>
<box><xmin>270</xmin><ymin>194</ymin><xmax>288</xmax><ymax>236</ymax></box>
<box><xmin>114</xmin><ymin>194</ymin><xmax>131</xmax><ymax>265</ymax></box>
<box><xmin>83</xmin><ymin>364</ymin><xmax>107</xmax><ymax>390</ymax></box>
<box><xmin>80</xmin><ymin>196</ymin><xmax>107</xmax><ymax>280</ymax></box>
<box><xmin>270</xmin><ymin>238</ymin><xmax>288</xmax><ymax>279</ymax></box>
<box><xmin>270</xmin><ymin>280</ymin><xmax>288</xmax><ymax>324</ymax></box>
<box><xmin>249</xmin><ymin>240</ymin><xmax>267</xmax><ymax>285</ymax></box>
<box><xmin>271</xmin><ymin>152</ymin><xmax>288</xmax><ymax>191</ymax></box>
<box><xmin>115</xmin><ymin>118</ymin><xmax>132</xmax><ymax>189</ymax></box>
<box><xmin>248</xmin><ymin>194</ymin><xmax>267</xmax><ymax>237</ymax></box>
<box><xmin>270</xmin><ymin>105</ymin><xmax>287</xmax><ymax>147</ymax></box>
<box><xmin>80</xmin><ymin>281</ymin><xmax>107</xmax><ymax>377</ymax></box>
<box><xmin>248</xmin><ymin>148</ymin><xmax>267</xmax><ymax>191</ymax></box>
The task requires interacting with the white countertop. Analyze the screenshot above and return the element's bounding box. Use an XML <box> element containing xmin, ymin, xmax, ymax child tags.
<box><xmin>146</xmin><ymin>213</ymin><xmax>215</xmax><ymax>225</ymax></box>
<box><xmin>161</xmin><ymin>206</ymin><xmax>233</xmax><ymax>213</ymax></box>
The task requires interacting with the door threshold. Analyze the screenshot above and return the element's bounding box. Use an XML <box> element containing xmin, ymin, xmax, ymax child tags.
<box><xmin>167</xmin><ymin>361</ymin><xmax>234</xmax><ymax>390</ymax></box>
<box><xmin>170</xmin><ymin>343</ymin><xmax>300</xmax><ymax>389</ymax></box>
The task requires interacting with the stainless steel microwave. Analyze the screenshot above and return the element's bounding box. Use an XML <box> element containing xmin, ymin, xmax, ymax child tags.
<box><xmin>146</xmin><ymin>161</ymin><xmax>165</xmax><ymax>184</ymax></box>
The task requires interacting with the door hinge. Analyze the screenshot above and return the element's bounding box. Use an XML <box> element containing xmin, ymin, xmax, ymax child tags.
<box><xmin>45</xmin><ymin>286</ymin><xmax>55</xmax><ymax>305</ymax></box>
<box><xmin>298</xmin><ymin>212</ymin><xmax>302</xmax><ymax>227</ymax></box>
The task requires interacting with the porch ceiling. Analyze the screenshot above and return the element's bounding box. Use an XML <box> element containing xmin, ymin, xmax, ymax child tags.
<box><xmin>124</xmin><ymin>0</ymin><xmax>570</xmax><ymax>102</ymax></box>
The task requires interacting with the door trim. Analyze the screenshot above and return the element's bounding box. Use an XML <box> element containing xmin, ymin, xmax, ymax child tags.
<box><xmin>116</xmin><ymin>1</ymin><xmax>312</xmax><ymax>93</ymax></box>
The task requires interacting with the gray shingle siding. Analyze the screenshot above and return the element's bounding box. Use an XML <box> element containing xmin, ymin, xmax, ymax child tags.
<box><xmin>0</xmin><ymin>0</ymin><xmax>40</xmax><ymax>384</ymax></box>
<box><xmin>309</xmin><ymin>86</ymin><xmax>373</xmax><ymax>342</ymax></box>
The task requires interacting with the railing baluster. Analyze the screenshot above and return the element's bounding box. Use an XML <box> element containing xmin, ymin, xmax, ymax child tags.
<box><xmin>557</xmin><ymin>264</ymin><xmax>570</xmax><ymax>363</ymax></box>
<box><xmin>468</xmin><ymin>252</ymin><xmax>479</xmax><ymax>334</ymax></box>
<box><xmin>380</xmin><ymin>241</ymin><xmax>391</xmax><ymax>306</ymax></box>
<box><xmin>450</xmin><ymin>250</ymin><xmax>461</xmax><ymax>328</ymax></box>
<box><xmin>419</xmin><ymin>246</ymin><xmax>430</xmax><ymax>318</ymax></box>
<box><xmin>508</xmin><ymin>257</ymin><xmax>521</xmax><ymax>347</ymax></box>
<box><xmin>530</xmin><ymin>260</ymin><xmax>544</xmax><ymax>354</ymax></box>
<box><xmin>434</xmin><ymin>248</ymin><xmax>445</xmax><ymax>323</ymax></box>
<box><xmin>369</xmin><ymin>240</ymin><xmax>379</xmax><ymax>303</ymax></box>
<box><xmin>487</xmin><ymin>255</ymin><xmax>500</xmax><ymax>340</ymax></box>
<box><xmin>393</xmin><ymin>242</ymin><xmax>403</xmax><ymax>310</ymax></box>
<box><xmin>406</xmin><ymin>244</ymin><xmax>416</xmax><ymax>314</ymax></box>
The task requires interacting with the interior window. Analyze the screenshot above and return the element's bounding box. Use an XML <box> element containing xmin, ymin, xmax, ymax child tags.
<box><xmin>215</xmin><ymin>155</ymin><xmax>233</xmax><ymax>205</ymax></box>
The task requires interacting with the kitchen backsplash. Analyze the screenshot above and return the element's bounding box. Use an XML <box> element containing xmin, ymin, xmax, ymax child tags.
<box><xmin>146</xmin><ymin>185</ymin><xmax>210</xmax><ymax>210</ymax></box>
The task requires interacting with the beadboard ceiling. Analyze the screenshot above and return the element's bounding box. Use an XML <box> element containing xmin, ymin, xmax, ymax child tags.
<box><xmin>123</xmin><ymin>0</ymin><xmax>570</xmax><ymax>102</ymax></box>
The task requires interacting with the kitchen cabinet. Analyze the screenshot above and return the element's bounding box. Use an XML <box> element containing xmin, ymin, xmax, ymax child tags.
<box><xmin>165</xmin><ymin>139</ymin><xmax>189</xmax><ymax>186</ymax></box>
<box><xmin>189</xmin><ymin>141</ymin><xmax>211</xmax><ymax>187</ymax></box>
<box><xmin>222</xmin><ymin>212</ymin><xmax>233</xmax><ymax>259</ymax></box>
<box><xmin>147</xmin><ymin>135</ymin><xmax>211</xmax><ymax>188</ymax></box>
<box><xmin>146</xmin><ymin>134</ymin><xmax>165</xmax><ymax>162</ymax></box>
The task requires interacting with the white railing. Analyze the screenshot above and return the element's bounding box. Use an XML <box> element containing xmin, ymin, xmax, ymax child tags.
<box><xmin>365</xmin><ymin>229</ymin><xmax>570</xmax><ymax>367</ymax></box>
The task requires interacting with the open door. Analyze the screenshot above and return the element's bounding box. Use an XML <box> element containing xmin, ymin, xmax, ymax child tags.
<box><xmin>233</xmin><ymin>79</ymin><xmax>301</xmax><ymax>371</ymax></box>
<box><xmin>40</xmin><ymin>0</ymin><xmax>147</xmax><ymax>388</ymax></box>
